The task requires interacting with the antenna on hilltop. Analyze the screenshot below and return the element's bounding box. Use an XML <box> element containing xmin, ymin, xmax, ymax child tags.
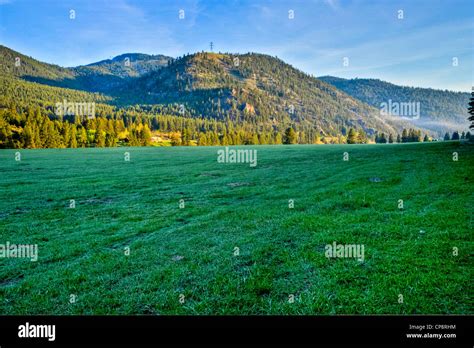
<box><xmin>210</xmin><ymin>42</ymin><xmax>214</xmax><ymax>52</ymax></box>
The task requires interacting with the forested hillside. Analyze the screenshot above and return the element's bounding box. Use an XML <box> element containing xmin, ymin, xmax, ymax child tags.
<box><xmin>319</xmin><ymin>76</ymin><xmax>470</xmax><ymax>134</ymax></box>
<box><xmin>0</xmin><ymin>45</ymin><xmax>171</xmax><ymax>93</ymax></box>
<box><xmin>0</xmin><ymin>46</ymin><xmax>452</xmax><ymax>148</ymax></box>
<box><xmin>118</xmin><ymin>52</ymin><xmax>422</xmax><ymax>136</ymax></box>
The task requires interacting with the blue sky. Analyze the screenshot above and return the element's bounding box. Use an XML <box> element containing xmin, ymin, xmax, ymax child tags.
<box><xmin>0</xmin><ymin>0</ymin><xmax>473</xmax><ymax>91</ymax></box>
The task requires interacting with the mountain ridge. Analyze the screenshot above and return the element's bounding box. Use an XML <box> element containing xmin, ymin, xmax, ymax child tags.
<box><xmin>1</xmin><ymin>45</ymin><xmax>469</xmax><ymax>138</ymax></box>
<box><xmin>318</xmin><ymin>76</ymin><xmax>470</xmax><ymax>134</ymax></box>
<box><xmin>0</xmin><ymin>45</ymin><xmax>172</xmax><ymax>92</ymax></box>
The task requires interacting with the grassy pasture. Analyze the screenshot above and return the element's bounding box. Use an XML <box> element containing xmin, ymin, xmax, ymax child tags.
<box><xmin>0</xmin><ymin>142</ymin><xmax>472</xmax><ymax>314</ymax></box>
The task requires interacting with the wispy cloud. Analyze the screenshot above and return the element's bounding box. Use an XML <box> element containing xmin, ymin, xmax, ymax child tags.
<box><xmin>323</xmin><ymin>0</ymin><xmax>339</xmax><ymax>10</ymax></box>
<box><xmin>1</xmin><ymin>0</ymin><xmax>472</xmax><ymax>90</ymax></box>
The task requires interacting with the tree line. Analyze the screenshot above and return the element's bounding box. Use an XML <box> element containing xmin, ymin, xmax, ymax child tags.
<box><xmin>0</xmin><ymin>100</ymin><xmax>469</xmax><ymax>149</ymax></box>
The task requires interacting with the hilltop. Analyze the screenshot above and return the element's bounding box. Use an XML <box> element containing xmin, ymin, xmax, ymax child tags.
<box><xmin>116</xmin><ymin>52</ymin><xmax>418</xmax><ymax>137</ymax></box>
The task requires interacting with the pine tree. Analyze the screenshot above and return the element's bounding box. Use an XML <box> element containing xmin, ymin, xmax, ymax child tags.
<box><xmin>94</xmin><ymin>119</ymin><xmax>106</xmax><ymax>147</ymax></box>
<box><xmin>402</xmin><ymin>129</ymin><xmax>408</xmax><ymax>143</ymax></box>
<box><xmin>396</xmin><ymin>134</ymin><xmax>401</xmax><ymax>143</ymax></box>
<box><xmin>211</xmin><ymin>131</ymin><xmax>220</xmax><ymax>145</ymax></box>
<box><xmin>106</xmin><ymin>119</ymin><xmax>116</xmax><ymax>146</ymax></box>
<box><xmin>357</xmin><ymin>129</ymin><xmax>367</xmax><ymax>144</ymax></box>
<box><xmin>416</xmin><ymin>130</ymin><xmax>422</xmax><ymax>142</ymax></box>
<box><xmin>274</xmin><ymin>132</ymin><xmax>283</xmax><ymax>144</ymax></box>
<box><xmin>79</xmin><ymin>127</ymin><xmax>88</xmax><ymax>147</ymax></box>
<box><xmin>198</xmin><ymin>133</ymin><xmax>208</xmax><ymax>146</ymax></box>
<box><xmin>62</xmin><ymin>123</ymin><xmax>71</xmax><ymax>147</ymax></box>
<box><xmin>468</xmin><ymin>89</ymin><xmax>474</xmax><ymax>129</ymax></box>
<box><xmin>95</xmin><ymin>129</ymin><xmax>106</xmax><ymax>147</ymax></box>
<box><xmin>388</xmin><ymin>133</ymin><xmax>394</xmax><ymax>143</ymax></box>
<box><xmin>181</xmin><ymin>128</ymin><xmax>190</xmax><ymax>146</ymax></box>
<box><xmin>423</xmin><ymin>134</ymin><xmax>429</xmax><ymax>142</ymax></box>
<box><xmin>284</xmin><ymin>127</ymin><xmax>297</xmax><ymax>144</ymax></box>
<box><xmin>32</xmin><ymin>122</ymin><xmax>41</xmax><ymax>148</ymax></box>
<box><xmin>251</xmin><ymin>134</ymin><xmax>259</xmax><ymax>145</ymax></box>
<box><xmin>451</xmin><ymin>131</ymin><xmax>460</xmax><ymax>140</ymax></box>
<box><xmin>0</xmin><ymin>123</ymin><xmax>14</xmax><ymax>148</ymax></box>
<box><xmin>221</xmin><ymin>131</ymin><xmax>229</xmax><ymax>145</ymax></box>
<box><xmin>70</xmin><ymin>125</ymin><xmax>78</xmax><ymax>148</ymax></box>
<box><xmin>408</xmin><ymin>129</ymin><xmax>416</xmax><ymax>142</ymax></box>
<box><xmin>444</xmin><ymin>132</ymin><xmax>450</xmax><ymax>141</ymax></box>
<box><xmin>105</xmin><ymin>133</ymin><xmax>116</xmax><ymax>147</ymax></box>
<box><xmin>128</xmin><ymin>127</ymin><xmax>140</xmax><ymax>146</ymax></box>
<box><xmin>39</xmin><ymin>119</ymin><xmax>49</xmax><ymax>148</ymax></box>
<box><xmin>142</xmin><ymin>124</ymin><xmax>152</xmax><ymax>146</ymax></box>
<box><xmin>347</xmin><ymin>128</ymin><xmax>357</xmax><ymax>144</ymax></box>
<box><xmin>23</xmin><ymin>124</ymin><xmax>33</xmax><ymax>148</ymax></box>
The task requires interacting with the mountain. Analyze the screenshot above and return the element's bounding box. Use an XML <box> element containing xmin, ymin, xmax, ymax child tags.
<box><xmin>115</xmin><ymin>52</ymin><xmax>421</xmax><ymax>137</ymax></box>
<box><xmin>318</xmin><ymin>76</ymin><xmax>470</xmax><ymax>135</ymax></box>
<box><xmin>0</xmin><ymin>45</ymin><xmax>74</xmax><ymax>80</ymax></box>
<box><xmin>0</xmin><ymin>45</ymin><xmax>438</xmax><ymax>143</ymax></box>
<box><xmin>0</xmin><ymin>45</ymin><xmax>171</xmax><ymax>93</ymax></box>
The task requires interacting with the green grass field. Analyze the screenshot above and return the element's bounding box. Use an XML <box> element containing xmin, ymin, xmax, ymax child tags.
<box><xmin>0</xmin><ymin>142</ymin><xmax>472</xmax><ymax>315</ymax></box>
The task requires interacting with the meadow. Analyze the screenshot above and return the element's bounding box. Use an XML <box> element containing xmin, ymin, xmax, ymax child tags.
<box><xmin>0</xmin><ymin>142</ymin><xmax>472</xmax><ymax>314</ymax></box>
